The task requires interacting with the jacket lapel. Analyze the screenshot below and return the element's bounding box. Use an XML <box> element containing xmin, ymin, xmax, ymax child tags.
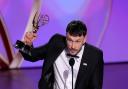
<box><xmin>75</xmin><ymin>43</ymin><xmax>89</xmax><ymax>89</ymax></box>
<box><xmin>44</xmin><ymin>41</ymin><xmax>66</xmax><ymax>75</ymax></box>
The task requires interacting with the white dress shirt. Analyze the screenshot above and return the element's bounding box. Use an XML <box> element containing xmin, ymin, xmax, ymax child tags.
<box><xmin>53</xmin><ymin>45</ymin><xmax>84</xmax><ymax>89</ymax></box>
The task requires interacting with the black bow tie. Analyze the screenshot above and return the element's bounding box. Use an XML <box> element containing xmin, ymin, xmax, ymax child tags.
<box><xmin>66</xmin><ymin>53</ymin><xmax>79</xmax><ymax>58</ymax></box>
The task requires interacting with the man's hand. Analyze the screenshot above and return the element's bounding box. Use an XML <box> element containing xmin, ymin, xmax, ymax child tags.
<box><xmin>23</xmin><ymin>32</ymin><xmax>37</xmax><ymax>46</ymax></box>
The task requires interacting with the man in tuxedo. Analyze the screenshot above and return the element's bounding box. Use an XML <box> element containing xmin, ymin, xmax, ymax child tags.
<box><xmin>20</xmin><ymin>20</ymin><xmax>104</xmax><ymax>89</ymax></box>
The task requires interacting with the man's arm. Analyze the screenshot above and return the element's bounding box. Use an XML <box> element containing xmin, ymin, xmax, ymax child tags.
<box><xmin>89</xmin><ymin>50</ymin><xmax>104</xmax><ymax>89</ymax></box>
<box><xmin>19</xmin><ymin>43</ymin><xmax>49</xmax><ymax>62</ymax></box>
<box><xmin>19</xmin><ymin>31</ymin><xmax>48</xmax><ymax>62</ymax></box>
<box><xmin>19</xmin><ymin>33</ymin><xmax>61</xmax><ymax>62</ymax></box>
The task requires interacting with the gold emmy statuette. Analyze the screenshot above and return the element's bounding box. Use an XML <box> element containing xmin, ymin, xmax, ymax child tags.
<box><xmin>14</xmin><ymin>13</ymin><xmax>49</xmax><ymax>51</ymax></box>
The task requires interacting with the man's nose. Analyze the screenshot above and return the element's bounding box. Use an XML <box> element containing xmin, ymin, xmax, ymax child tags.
<box><xmin>71</xmin><ymin>42</ymin><xmax>75</xmax><ymax>49</ymax></box>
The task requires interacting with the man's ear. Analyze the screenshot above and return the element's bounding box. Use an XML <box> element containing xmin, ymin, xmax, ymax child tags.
<box><xmin>84</xmin><ymin>35</ymin><xmax>87</xmax><ymax>43</ymax></box>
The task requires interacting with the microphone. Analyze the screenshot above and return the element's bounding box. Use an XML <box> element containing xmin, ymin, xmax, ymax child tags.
<box><xmin>69</xmin><ymin>58</ymin><xmax>75</xmax><ymax>67</ymax></box>
<box><xmin>69</xmin><ymin>58</ymin><xmax>75</xmax><ymax>89</ymax></box>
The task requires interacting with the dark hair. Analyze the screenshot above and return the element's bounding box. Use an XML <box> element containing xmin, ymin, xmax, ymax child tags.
<box><xmin>66</xmin><ymin>20</ymin><xmax>87</xmax><ymax>36</ymax></box>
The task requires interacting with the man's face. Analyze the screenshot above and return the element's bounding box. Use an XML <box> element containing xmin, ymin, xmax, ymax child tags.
<box><xmin>66</xmin><ymin>33</ymin><xmax>86</xmax><ymax>55</ymax></box>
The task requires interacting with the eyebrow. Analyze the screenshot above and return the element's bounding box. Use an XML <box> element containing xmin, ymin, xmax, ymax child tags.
<box><xmin>67</xmin><ymin>37</ymin><xmax>82</xmax><ymax>42</ymax></box>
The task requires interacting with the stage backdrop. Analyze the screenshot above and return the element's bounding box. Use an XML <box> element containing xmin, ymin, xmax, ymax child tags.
<box><xmin>0</xmin><ymin>0</ymin><xmax>128</xmax><ymax>69</ymax></box>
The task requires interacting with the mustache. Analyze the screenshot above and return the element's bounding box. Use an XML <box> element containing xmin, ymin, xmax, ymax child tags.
<box><xmin>69</xmin><ymin>48</ymin><xmax>78</xmax><ymax>52</ymax></box>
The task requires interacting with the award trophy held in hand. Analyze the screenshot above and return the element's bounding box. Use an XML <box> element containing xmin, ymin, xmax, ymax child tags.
<box><xmin>14</xmin><ymin>13</ymin><xmax>49</xmax><ymax>52</ymax></box>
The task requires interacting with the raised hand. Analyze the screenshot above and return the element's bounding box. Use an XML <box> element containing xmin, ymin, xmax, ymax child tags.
<box><xmin>23</xmin><ymin>31</ymin><xmax>37</xmax><ymax>46</ymax></box>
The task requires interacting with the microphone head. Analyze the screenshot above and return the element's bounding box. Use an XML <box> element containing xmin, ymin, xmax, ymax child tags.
<box><xmin>69</xmin><ymin>58</ymin><xmax>75</xmax><ymax>67</ymax></box>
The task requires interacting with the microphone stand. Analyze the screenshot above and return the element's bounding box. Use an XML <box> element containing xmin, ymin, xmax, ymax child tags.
<box><xmin>69</xmin><ymin>58</ymin><xmax>75</xmax><ymax>89</ymax></box>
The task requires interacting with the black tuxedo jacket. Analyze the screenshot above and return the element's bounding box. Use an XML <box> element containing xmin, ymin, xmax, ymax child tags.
<box><xmin>20</xmin><ymin>34</ymin><xmax>104</xmax><ymax>89</ymax></box>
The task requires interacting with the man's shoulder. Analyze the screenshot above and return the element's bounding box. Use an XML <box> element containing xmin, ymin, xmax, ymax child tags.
<box><xmin>85</xmin><ymin>43</ymin><xmax>103</xmax><ymax>63</ymax></box>
<box><xmin>85</xmin><ymin>43</ymin><xmax>103</xmax><ymax>53</ymax></box>
<box><xmin>48</xmin><ymin>33</ymin><xmax>66</xmax><ymax>46</ymax></box>
<box><xmin>51</xmin><ymin>33</ymin><xmax>65</xmax><ymax>39</ymax></box>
